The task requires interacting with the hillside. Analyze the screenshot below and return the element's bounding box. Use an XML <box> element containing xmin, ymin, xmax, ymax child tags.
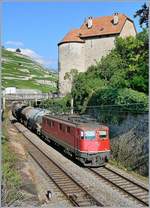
<box><xmin>2</xmin><ymin>49</ymin><xmax>58</xmax><ymax>93</ymax></box>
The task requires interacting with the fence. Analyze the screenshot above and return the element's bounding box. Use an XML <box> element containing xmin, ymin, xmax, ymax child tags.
<box><xmin>4</xmin><ymin>93</ymin><xmax>63</xmax><ymax>101</ymax></box>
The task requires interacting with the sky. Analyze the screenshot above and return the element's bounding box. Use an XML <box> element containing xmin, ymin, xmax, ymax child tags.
<box><xmin>3</xmin><ymin>1</ymin><xmax>146</xmax><ymax>71</ymax></box>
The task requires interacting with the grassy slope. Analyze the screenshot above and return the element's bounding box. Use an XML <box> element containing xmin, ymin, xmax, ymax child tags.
<box><xmin>2</xmin><ymin>108</ymin><xmax>22</xmax><ymax>206</ymax></box>
<box><xmin>2</xmin><ymin>49</ymin><xmax>58</xmax><ymax>93</ymax></box>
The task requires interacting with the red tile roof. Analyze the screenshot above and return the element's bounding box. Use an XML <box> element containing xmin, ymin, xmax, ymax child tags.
<box><xmin>58</xmin><ymin>14</ymin><xmax>133</xmax><ymax>45</ymax></box>
<box><xmin>59</xmin><ymin>29</ymin><xmax>85</xmax><ymax>45</ymax></box>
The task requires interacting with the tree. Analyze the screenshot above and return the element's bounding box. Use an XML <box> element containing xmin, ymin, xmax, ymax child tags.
<box><xmin>134</xmin><ymin>3</ymin><xmax>149</xmax><ymax>28</ymax></box>
<box><xmin>70</xmin><ymin>29</ymin><xmax>148</xmax><ymax>113</ymax></box>
<box><xmin>16</xmin><ymin>48</ymin><xmax>21</xmax><ymax>53</ymax></box>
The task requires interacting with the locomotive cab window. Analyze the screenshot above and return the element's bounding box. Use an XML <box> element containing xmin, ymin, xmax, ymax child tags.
<box><xmin>85</xmin><ymin>131</ymin><xmax>95</xmax><ymax>140</ymax></box>
<box><xmin>99</xmin><ymin>130</ymin><xmax>107</xmax><ymax>139</ymax></box>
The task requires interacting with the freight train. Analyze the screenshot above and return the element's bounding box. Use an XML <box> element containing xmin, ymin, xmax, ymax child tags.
<box><xmin>12</xmin><ymin>102</ymin><xmax>111</xmax><ymax>166</ymax></box>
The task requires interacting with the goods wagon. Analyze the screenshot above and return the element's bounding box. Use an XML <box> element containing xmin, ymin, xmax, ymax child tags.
<box><xmin>42</xmin><ymin>115</ymin><xmax>111</xmax><ymax>166</ymax></box>
<box><xmin>28</xmin><ymin>109</ymin><xmax>49</xmax><ymax>135</ymax></box>
<box><xmin>20</xmin><ymin>106</ymin><xmax>34</xmax><ymax>126</ymax></box>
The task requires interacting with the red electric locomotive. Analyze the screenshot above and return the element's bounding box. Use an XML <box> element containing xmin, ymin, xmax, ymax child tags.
<box><xmin>41</xmin><ymin>115</ymin><xmax>111</xmax><ymax>166</ymax></box>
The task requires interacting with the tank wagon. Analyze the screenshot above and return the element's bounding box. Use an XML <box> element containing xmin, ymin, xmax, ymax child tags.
<box><xmin>20</xmin><ymin>106</ymin><xmax>34</xmax><ymax>126</ymax></box>
<box><xmin>11</xmin><ymin>102</ymin><xmax>27</xmax><ymax>122</ymax></box>
<box><xmin>12</xmin><ymin>103</ymin><xmax>111</xmax><ymax>167</ymax></box>
<box><xmin>28</xmin><ymin>108</ymin><xmax>49</xmax><ymax>135</ymax></box>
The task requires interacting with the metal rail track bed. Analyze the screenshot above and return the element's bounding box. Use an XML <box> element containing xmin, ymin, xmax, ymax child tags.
<box><xmin>13</xmin><ymin>121</ymin><xmax>103</xmax><ymax>207</ymax></box>
<box><xmin>90</xmin><ymin>166</ymin><xmax>149</xmax><ymax>206</ymax></box>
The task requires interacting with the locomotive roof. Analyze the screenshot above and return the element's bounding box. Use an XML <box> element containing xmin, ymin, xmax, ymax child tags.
<box><xmin>43</xmin><ymin>114</ymin><xmax>107</xmax><ymax>129</ymax></box>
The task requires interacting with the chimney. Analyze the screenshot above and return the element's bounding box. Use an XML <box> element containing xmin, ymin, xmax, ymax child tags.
<box><xmin>87</xmin><ymin>16</ymin><xmax>93</xmax><ymax>29</ymax></box>
<box><xmin>113</xmin><ymin>13</ymin><xmax>119</xmax><ymax>25</ymax></box>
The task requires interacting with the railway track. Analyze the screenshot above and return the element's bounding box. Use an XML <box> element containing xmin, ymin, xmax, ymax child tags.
<box><xmin>89</xmin><ymin>166</ymin><xmax>149</xmax><ymax>206</ymax></box>
<box><xmin>13</xmin><ymin>121</ymin><xmax>104</xmax><ymax>207</ymax></box>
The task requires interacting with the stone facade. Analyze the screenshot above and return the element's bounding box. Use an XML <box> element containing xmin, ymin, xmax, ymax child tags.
<box><xmin>58</xmin><ymin>42</ymin><xmax>85</xmax><ymax>94</ymax></box>
<box><xmin>84</xmin><ymin>36</ymin><xmax>116</xmax><ymax>70</ymax></box>
<box><xmin>58</xmin><ymin>15</ymin><xmax>137</xmax><ymax>95</ymax></box>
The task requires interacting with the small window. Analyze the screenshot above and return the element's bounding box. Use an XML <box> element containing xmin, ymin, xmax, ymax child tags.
<box><xmin>52</xmin><ymin>121</ymin><xmax>55</xmax><ymax>127</ymax></box>
<box><xmin>99</xmin><ymin>130</ymin><xmax>107</xmax><ymax>139</ymax></box>
<box><xmin>70</xmin><ymin>127</ymin><xmax>74</xmax><ymax>134</ymax></box>
<box><xmin>59</xmin><ymin>124</ymin><xmax>62</xmax><ymax>130</ymax></box>
<box><xmin>80</xmin><ymin>131</ymin><xmax>84</xmax><ymax>139</ymax></box>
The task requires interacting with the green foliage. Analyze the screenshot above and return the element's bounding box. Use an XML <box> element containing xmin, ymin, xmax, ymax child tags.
<box><xmin>114</xmin><ymin>31</ymin><xmax>148</xmax><ymax>93</ymax></box>
<box><xmin>40</xmin><ymin>95</ymin><xmax>71</xmax><ymax>114</ymax></box>
<box><xmin>72</xmin><ymin>72</ymin><xmax>105</xmax><ymax>112</ymax></box>
<box><xmin>71</xmin><ymin>29</ymin><xmax>148</xmax><ymax>114</ymax></box>
<box><xmin>134</xmin><ymin>3</ymin><xmax>149</xmax><ymax>28</ymax></box>
<box><xmin>116</xmin><ymin>88</ymin><xmax>148</xmax><ymax>107</ymax></box>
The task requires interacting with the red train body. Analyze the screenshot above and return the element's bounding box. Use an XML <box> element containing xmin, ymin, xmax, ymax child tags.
<box><xmin>42</xmin><ymin>115</ymin><xmax>111</xmax><ymax>166</ymax></box>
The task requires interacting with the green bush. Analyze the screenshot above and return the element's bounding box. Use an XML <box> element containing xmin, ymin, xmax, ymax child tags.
<box><xmin>40</xmin><ymin>95</ymin><xmax>71</xmax><ymax>114</ymax></box>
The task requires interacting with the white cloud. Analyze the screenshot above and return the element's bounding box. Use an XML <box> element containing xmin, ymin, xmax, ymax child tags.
<box><xmin>6</xmin><ymin>47</ymin><xmax>52</xmax><ymax>67</ymax></box>
<box><xmin>5</xmin><ymin>41</ymin><xmax>24</xmax><ymax>47</ymax></box>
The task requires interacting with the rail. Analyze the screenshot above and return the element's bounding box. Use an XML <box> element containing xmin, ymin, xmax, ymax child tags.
<box><xmin>89</xmin><ymin>166</ymin><xmax>149</xmax><ymax>206</ymax></box>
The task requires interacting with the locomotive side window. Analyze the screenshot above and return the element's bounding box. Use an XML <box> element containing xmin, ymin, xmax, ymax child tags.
<box><xmin>52</xmin><ymin>121</ymin><xmax>55</xmax><ymax>127</ymax></box>
<box><xmin>59</xmin><ymin>123</ymin><xmax>62</xmax><ymax>130</ymax></box>
<box><xmin>62</xmin><ymin>125</ymin><xmax>66</xmax><ymax>132</ymax></box>
<box><xmin>67</xmin><ymin>126</ymin><xmax>71</xmax><ymax>133</ymax></box>
<box><xmin>99</xmin><ymin>130</ymin><xmax>107</xmax><ymax>139</ymax></box>
<box><xmin>48</xmin><ymin>120</ymin><xmax>52</xmax><ymax>127</ymax></box>
<box><xmin>85</xmin><ymin>131</ymin><xmax>95</xmax><ymax>140</ymax></box>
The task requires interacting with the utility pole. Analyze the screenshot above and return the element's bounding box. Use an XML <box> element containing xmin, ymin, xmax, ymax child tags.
<box><xmin>71</xmin><ymin>97</ymin><xmax>74</xmax><ymax>115</ymax></box>
<box><xmin>2</xmin><ymin>94</ymin><xmax>5</xmax><ymax>110</ymax></box>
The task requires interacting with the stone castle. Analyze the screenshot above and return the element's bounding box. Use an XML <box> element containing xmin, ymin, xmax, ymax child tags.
<box><xmin>58</xmin><ymin>13</ymin><xmax>136</xmax><ymax>95</ymax></box>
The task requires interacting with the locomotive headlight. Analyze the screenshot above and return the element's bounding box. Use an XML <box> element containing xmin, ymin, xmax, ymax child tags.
<box><xmin>80</xmin><ymin>131</ymin><xmax>84</xmax><ymax>139</ymax></box>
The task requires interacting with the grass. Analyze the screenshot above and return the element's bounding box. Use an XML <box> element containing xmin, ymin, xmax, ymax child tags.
<box><xmin>2</xmin><ymin>48</ymin><xmax>58</xmax><ymax>92</ymax></box>
<box><xmin>2</xmin><ymin>108</ymin><xmax>23</xmax><ymax>206</ymax></box>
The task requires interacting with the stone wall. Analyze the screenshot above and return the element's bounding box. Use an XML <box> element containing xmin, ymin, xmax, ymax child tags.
<box><xmin>110</xmin><ymin>114</ymin><xmax>148</xmax><ymax>176</ymax></box>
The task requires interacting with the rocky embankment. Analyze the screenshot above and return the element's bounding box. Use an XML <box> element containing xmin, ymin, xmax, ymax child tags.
<box><xmin>110</xmin><ymin>113</ymin><xmax>148</xmax><ymax>176</ymax></box>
